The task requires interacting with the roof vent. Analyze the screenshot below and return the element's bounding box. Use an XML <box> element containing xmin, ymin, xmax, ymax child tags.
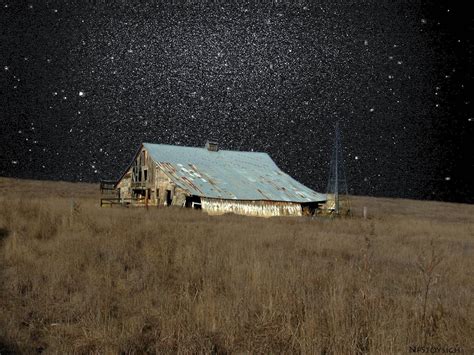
<box><xmin>205</xmin><ymin>140</ymin><xmax>219</xmax><ymax>152</ymax></box>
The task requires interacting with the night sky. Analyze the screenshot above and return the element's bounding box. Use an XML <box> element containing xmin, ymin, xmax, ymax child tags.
<box><xmin>1</xmin><ymin>0</ymin><xmax>473</xmax><ymax>203</ymax></box>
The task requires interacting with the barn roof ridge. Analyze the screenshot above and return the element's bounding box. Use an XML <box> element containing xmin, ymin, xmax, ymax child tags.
<box><xmin>141</xmin><ymin>142</ymin><xmax>270</xmax><ymax>155</ymax></box>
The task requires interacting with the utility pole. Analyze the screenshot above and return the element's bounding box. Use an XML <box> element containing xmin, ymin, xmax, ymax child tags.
<box><xmin>334</xmin><ymin>122</ymin><xmax>339</xmax><ymax>214</ymax></box>
<box><xmin>326</xmin><ymin>121</ymin><xmax>349</xmax><ymax>216</ymax></box>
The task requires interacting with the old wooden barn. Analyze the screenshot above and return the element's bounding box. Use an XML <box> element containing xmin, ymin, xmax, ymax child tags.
<box><xmin>104</xmin><ymin>141</ymin><xmax>326</xmax><ymax>217</ymax></box>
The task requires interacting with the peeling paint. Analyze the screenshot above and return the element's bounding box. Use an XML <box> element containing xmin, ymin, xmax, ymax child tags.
<box><xmin>202</xmin><ymin>198</ymin><xmax>302</xmax><ymax>217</ymax></box>
<box><xmin>143</xmin><ymin>143</ymin><xmax>326</xmax><ymax>203</ymax></box>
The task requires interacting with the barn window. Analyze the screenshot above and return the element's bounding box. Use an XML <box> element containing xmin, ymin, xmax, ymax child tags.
<box><xmin>144</xmin><ymin>169</ymin><xmax>148</xmax><ymax>181</ymax></box>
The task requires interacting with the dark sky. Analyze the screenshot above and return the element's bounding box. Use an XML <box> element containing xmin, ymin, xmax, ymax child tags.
<box><xmin>1</xmin><ymin>0</ymin><xmax>473</xmax><ymax>203</ymax></box>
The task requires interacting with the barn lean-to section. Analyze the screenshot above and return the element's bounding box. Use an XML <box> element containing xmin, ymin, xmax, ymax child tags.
<box><xmin>107</xmin><ymin>142</ymin><xmax>326</xmax><ymax>217</ymax></box>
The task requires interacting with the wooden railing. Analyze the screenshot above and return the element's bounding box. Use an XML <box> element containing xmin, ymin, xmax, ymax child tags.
<box><xmin>100</xmin><ymin>198</ymin><xmax>136</xmax><ymax>207</ymax></box>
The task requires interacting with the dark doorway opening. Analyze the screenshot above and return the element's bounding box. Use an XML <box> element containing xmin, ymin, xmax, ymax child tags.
<box><xmin>301</xmin><ymin>202</ymin><xmax>320</xmax><ymax>216</ymax></box>
<box><xmin>166</xmin><ymin>190</ymin><xmax>172</xmax><ymax>206</ymax></box>
<box><xmin>133</xmin><ymin>189</ymin><xmax>146</xmax><ymax>199</ymax></box>
<box><xmin>185</xmin><ymin>195</ymin><xmax>202</xmax><ymax>209</ymax></box>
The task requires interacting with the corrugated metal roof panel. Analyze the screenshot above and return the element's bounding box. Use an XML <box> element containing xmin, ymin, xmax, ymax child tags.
<box><xmin>143</xmin><ymin>143</ymin><xmax>326</xmax><ymax>203</ymax></box>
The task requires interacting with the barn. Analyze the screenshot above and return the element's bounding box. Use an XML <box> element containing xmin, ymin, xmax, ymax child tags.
<box><xmin>109</xmin><ymin>141</ymin><xmax>326</xmax><ymax>217</ymax></box>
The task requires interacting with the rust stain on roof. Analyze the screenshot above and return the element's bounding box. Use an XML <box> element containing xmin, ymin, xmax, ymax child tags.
<box><xmin>144</xmin><ymin>143</ymin><xmax>326</xmax><ymax>203</ymax></box>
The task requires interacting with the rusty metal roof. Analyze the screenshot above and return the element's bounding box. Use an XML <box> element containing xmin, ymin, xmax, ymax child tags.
<box><xmin>143</xmin><ymin>143</ymin><xmax>326</xmax><ymax>203</ymax></box>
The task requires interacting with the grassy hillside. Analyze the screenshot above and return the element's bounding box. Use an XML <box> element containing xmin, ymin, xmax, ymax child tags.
<box><xmin>0</xmin><ymin>177</ymin><xmax>473</xmax><ymax>353</ymax></box>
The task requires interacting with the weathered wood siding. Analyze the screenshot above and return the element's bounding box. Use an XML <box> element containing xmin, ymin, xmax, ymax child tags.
<box><xmin>201</xmin><ymin>198</ymin><xmax>302</xmax><ymax>217</ymax></box>
<box><xmin>154</xmin><ymin>167</ymin><xmax>188</xmax><ymax>206</ymax></box>
<box><xmin>117</xmin><ymin>171</ymin><xmax>132</xmax><ymax>199</ymax></box>
<box><xmin>117</xmin><ymin>147</ymin><xmax>157</xmax><ymax>205</ymax></box>
<box><xmin>116</xmin><ymin>146</ymin><xmax>190</xmax><ymax>206</ymax></box>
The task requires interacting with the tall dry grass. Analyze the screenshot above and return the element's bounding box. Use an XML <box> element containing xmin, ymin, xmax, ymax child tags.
<box><xmin>0</xmin><ymin>178</ymin><xmax>473</xmax><ymax>353</ymax></box>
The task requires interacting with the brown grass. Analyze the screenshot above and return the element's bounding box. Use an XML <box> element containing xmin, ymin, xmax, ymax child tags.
<box><xmin>0</xmin><ymin>177</ymin><xmax>473</xmax><ymax>353</ymax></box>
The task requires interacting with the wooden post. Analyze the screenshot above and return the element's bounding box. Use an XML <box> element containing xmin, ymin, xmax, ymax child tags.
<box><xmin>363</xmin><ymin>206</ymin><xmax>367</xmax><ymax>219</ymax></box>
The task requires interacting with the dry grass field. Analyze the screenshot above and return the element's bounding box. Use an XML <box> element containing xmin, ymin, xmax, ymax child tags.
<box><xmin>0</xmin><ymin>177</ymin><xmax>473</xmax><ymax>354</ymax></box>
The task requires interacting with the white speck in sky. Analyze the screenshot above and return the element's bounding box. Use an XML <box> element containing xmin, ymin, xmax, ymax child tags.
<box><xmin>364</xmin><ymin>40</ymin><xmax>368</xmax><ymax>46</ymax></box>
<box><xmin>369</xmin><ymin>108</ymin><xmax>375</xmax><ymax>112</ymax></box>
<box><xmin>79</xmin><ymin>91</ymin><xmax>85</xmax><ymax>97</ymax></box>
<box><xmin>355</xmin><ymin>156</ymin><xmax>359</xmax><ymax>160</ymax></box>
<box><xmin>421</xmin><ymin>18</ymin><xmax>427</xmax><ymax>24</ymax></box>
<box><xmin>4</xmin><ymin>66</ymin><xmax>9</xmax><ymax>71</ymax></box>
<box><xmin>445</xmin><ymin>176</ymin><xmax>451</xmax><ymax>181</ymax></box>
